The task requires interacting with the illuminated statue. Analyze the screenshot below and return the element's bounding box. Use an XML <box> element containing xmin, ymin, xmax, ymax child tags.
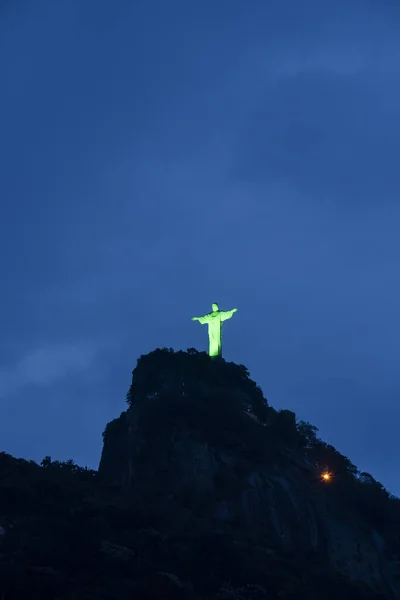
<box><xmin>191</xmin><ymin>303</ymin><xmax>238</xmax><ymax>357</ymax></box>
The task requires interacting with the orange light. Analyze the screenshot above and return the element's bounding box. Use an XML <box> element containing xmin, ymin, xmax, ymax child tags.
<box><xmin>321</xmin><ymin>472</ymin><xmax>331</xmax><ymax>481</ymax></box>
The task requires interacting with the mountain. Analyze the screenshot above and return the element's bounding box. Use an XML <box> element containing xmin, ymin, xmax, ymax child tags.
<box><xmin>1</xmin><ymin>348</ymin><xmax>400</xmax><ymax>599</ymax></box>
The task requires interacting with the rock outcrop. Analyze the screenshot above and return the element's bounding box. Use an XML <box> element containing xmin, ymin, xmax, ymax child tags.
<box><xmin>98</xmin><ymin>348</ymin><xmax>400</xmax><ymax>599</ymax></box>
<box><xmin>1</xmin><ymin>347</ymin><xmax>399</xmax><ymax>599</ymax></box>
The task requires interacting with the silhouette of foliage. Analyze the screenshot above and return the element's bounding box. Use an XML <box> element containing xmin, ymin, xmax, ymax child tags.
<box><xmin>297</xmin><ymin>420</ymin><xmax>320</xmax><ymax>448</ymax></box>
<box><xmin>0</xmin><ymin>349</ymin><xmax>399</xmax><ymax>599</ymax></box>
<box><xmin>126</xmin><ymin>348</ymin><xmax>269</xmax><ymax>423</ymax></box>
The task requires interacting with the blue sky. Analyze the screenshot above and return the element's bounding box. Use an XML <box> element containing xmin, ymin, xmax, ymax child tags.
<box><xmin>1</xmin><ymin>0</ymin><xmax>400</xmax><ymax>494</ymax></box>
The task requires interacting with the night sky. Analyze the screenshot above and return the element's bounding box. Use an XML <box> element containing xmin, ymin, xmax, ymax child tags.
<box><xmin>2</xmin><ymin>1</ymin><xmax>400</xmax><ymax>495</ymax></box>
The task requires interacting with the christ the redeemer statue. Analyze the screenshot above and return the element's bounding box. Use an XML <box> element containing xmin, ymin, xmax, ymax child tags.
<box><xmin>191</xmin><ymin>303</ymin><xmax>238</xmax><ymax>358</ymax></box>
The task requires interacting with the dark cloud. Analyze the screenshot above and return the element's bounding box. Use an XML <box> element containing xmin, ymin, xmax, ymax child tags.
<box><xmin>234</xmin><ymin>66</ymin><xmax>400</xmax><ymax>208</ymax></box>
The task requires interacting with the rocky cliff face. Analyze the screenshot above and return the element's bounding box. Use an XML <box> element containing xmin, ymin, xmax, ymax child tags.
<box><xmin>98</xmin><ymin>349</ymin><xmax>400</xmax><ymax>599</ymax></box>
<box><xmin>4</xmin><ymin>350</ymin><xmax>399</xmax><ymax>599</ymax></box>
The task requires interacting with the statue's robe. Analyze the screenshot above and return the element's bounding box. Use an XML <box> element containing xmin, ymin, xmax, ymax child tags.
<box><xmin>197</xmin><ymin>308</ymin><xmax>236</xmax><ymax>357</ymax></box>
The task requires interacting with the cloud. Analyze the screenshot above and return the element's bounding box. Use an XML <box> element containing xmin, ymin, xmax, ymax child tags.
<box><xmin>0</xmin><ymin>343</ymin><xmax>99</xmax><ymax>398</ymax></box>
<box><xmin>232</xmin><ymin>66</ymin><xmax>400</xmax><ymax>209</ymax></box>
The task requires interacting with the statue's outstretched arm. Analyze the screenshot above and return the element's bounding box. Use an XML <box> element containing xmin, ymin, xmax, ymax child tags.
<box><xmin>192</xmin><ymin>314</ymin><xmax>211</xmax><ymax>325</ymax></box>
<box><xmin>220</xmin><ymin>308</ymin><xmax>238</xmax><ymax>322</ymax></box>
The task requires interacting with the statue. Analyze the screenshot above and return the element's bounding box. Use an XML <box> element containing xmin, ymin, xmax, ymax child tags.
<box><xmin>191</xmin><ymin>303</ymin><xmax>238</xmax><ymax>357</ymax></box>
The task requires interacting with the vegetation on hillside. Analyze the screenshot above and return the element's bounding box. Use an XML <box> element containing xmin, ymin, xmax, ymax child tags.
<box><xmin>123</xmin><ymin>349</ymin><xmax>400</xmax><ymax>551</ymax></box>
<box><xmin>0</xmin><ymin>348</ymin><xmax>397</xmax><ymax>599</ymax></box>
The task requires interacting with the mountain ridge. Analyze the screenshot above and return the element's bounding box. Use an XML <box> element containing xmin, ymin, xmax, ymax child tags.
<box><xmin>0</xmin><ymin>347</ymin><xmax>399</xmax><ymax>599</ymax></box>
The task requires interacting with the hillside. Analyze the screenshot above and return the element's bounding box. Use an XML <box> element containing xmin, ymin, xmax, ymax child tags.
<box><xmin>1</xmin><ymin>348</ymin><xmax>400</xmax><ymax>599</ymax></box>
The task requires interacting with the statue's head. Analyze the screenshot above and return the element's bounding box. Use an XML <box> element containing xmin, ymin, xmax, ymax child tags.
<box><xmin>212</xmin><ymin>303</ymin><xmax>219</xmax><ymax>312</ymax></box>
